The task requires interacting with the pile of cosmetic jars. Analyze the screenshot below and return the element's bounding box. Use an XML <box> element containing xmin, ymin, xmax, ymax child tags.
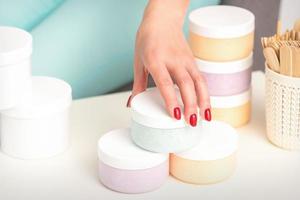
<box><xmin>189</xmin><ymin>6</ymin><xmax>255</xmax><ymax>127</ymax></box>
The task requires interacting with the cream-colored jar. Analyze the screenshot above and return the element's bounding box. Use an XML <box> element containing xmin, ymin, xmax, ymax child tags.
<box><xmin>189</xmin><ymin>6</ymin><xmax>255</xmax><ymax>61</ymax></box>
<box><xmin>170</xmin><ymin>121</ymin><xmax>238</xmax><ymax>185</ymax></box>
<box><xmin>210</xmin><ymin>89</ymin><xmax>251</xmax><ymax>127</ymax></box>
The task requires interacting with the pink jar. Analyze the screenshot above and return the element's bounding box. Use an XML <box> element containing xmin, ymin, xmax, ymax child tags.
<box><xmin>196</xmin><ymin>53</ymin><xmax>252</xmax><ymax>96</ymax></box>
<box><xmin>98</xmin><ymin>128</ymin><xmax>169</xmax><ymax>194</ymax></box>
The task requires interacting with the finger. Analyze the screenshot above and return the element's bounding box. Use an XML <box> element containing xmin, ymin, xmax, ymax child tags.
<box><xmin>147</xmin><ymin>63</ymin><xmax>181</xmax><ymax>120</ymax></box>
<box><xmin>187</xmin><ymin>63</ymin><xmax>211</xmax><ymax>121</ymax></box>
<box><xmin>170</xmin><ymin>67</ymin><xmax>198</xmax><ymax>127</ymax></box>
<box><xmin>128</xmin><ymin>55</ymin><xmax>148</xmax><ymax>107</ymax></box>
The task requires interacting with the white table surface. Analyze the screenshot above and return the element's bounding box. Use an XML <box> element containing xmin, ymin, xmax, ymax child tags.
<box><xmin>0</xmin><ymin>71</ymin><xmax>300</xmax><ymax>200</ymax></box>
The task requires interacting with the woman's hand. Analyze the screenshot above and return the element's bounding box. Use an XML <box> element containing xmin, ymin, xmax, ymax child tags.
<box><xmin>128</xmin><ymin>0</ymin><xmax>211</xmax><ymax>126</ymax></box>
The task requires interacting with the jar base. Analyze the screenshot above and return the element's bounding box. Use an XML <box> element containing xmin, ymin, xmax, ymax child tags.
<box><xmin>170</xmin><ymin>153</ymin><xmax>236</xmax><ymax>185</ymax></box>
<box><xmin>98</xmin><ymin>160</ymin><xmax>168</xmax><ymax>194</ymax></box>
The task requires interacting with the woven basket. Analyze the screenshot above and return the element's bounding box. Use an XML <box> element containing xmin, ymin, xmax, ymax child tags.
<box><xmin>265</xmin><ymin>65</ymin><xmax>300</xmax><ymax>150</ymax></box>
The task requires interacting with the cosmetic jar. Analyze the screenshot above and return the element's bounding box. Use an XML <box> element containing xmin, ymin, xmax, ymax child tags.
<box><xmin>0</xmin><ymin>26</ymin><xmax>32</xmax><ymax>110</ymax></box>
<box><xmin>196</xmin><ymin>53</ymin><xmax>252</xmax><ymax>96</ymax></box>
<box><xmin>189</xmin><ymin>6</ymin><xmax>255</xmax><ymax>61</ymax></box>
<box><xmin>130</xmin><ymin>88</ymin><xmax>202</xmax><ymax>153</ymax></box>
<box><xmin>98</xmin><ymin>128</ymin><xmax>169</xmax><ymax>194</ymax></box>
<box><xmin>210</xmin><ymin>88</ymin><xmax>251</xmax><ymax>127</ymax></box>
<box><xmin>0</xmin><ymin>76</ymin><xmax>72</xmax><ymax>159</ymax></box>
<box><xmin>170</xmin><ymin>121</ymin><xmax>238</xmax><ymax>184</ymax></box>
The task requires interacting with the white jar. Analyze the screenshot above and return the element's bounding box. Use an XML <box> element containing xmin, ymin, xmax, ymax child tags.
<box><xmin>130</xmin><ymin>88</ymin><xmax>202</xmax><ymax>153</ymax></box>
<box><xmin>0</xmin><ymin>26</ymin><xmax>32</xmax><ymax>110</ymax></box>
<box><xmin>0</xmin><ymin>76</ymin><xmax>72</xmax><ymax>159</ymax></box>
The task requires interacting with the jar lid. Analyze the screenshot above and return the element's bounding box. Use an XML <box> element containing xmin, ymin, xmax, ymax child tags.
<box><xmin>174</xmin><ymin>121</ymin><xmax>238</xmax><ymax>160</ymax></box>
<box><xmin>189</xmin><ymin>6</ymin><xmax>255</xmax><ymax>38</ymax></box>
<box><xmin>210</xmin><ymin>88</ymin><xmax>251</xmax><ymax>108</ymax></box>
<box><xmin>196</xmin><ymin>52</ymin><xmax>253</xmax><ymax>74</ymax></box>
<box><xmin>98</xmin><ymin>128</ymin><xmax>168</xmax><ymax>170</ymax></box>
<box><xmin>131</xmin><ymin>88</ymin><xmax>191</xmax><ymax>129</ymax></box>
<box><xmin>1</xmin><ymin>76</ymin><xmax>72</xmax><ymax>119</ymax></box>
<box><xmin>0</xmin><ymin>26</ymin><xmax>32</xmax><ymax>66</ymax></box>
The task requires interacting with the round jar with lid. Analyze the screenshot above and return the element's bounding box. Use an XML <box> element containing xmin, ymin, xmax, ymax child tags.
<box><xmin>210</xmin><ymin>88</ymin><xmax>251</xmax><ymax>127</ymax></box>
<box><xmin>0</xmin><ymin>76</ymin><xmax>72</xmax><ymax>159</ymax></box>
<box><xmin>130</xmin><ymin>88</ymin><xmax>202</xmax><ymax>153</ymax></box>
<box><xmin>0</xmin><ymin>26</ymin><xmax>32</xmax><ymax>110</ymax></box>
<box><xmin>196</xmin><ymin>53</ymin><xmax>252</xmax><ymax>96</ymax></box>
<box><xmin>189</xmin><ymin>6</ymin><xmax>255</xmax><ymax>61</ymax></box>
<box><xmin>170</xmin><ymin>121</ymin><xmax>238</xmax><ymax>184</ymax></box>
<box><xmin>98</xmin><ymin>128</ymin><xmax>169</xmax><ymax>194</ymax></box>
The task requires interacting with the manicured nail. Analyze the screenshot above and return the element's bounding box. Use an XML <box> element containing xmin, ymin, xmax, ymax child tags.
<box><xmin>173</xmin><ymin>107</ymin><xmax>181</xmax><ymax>120</ymax></box>
<box><xmin>189</xmin><ymin>114</ymin><xmax>197</xmax><ymax>127</ymax></box>
<box><xmin>204</xmin><ymin>108</ymin><xmax>211</xmax><ymax>121</ymax></box>
<box><xmin>126</xmin><ymin>95</ymin><xmax>132</xmax><ymax>107</ymax></box>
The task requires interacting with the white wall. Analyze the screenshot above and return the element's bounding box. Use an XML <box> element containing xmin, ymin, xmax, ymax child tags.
<box><xmin>279</xmin><ymin>0</ymin><xmax>300</xmax><ymax>30</ymax></box>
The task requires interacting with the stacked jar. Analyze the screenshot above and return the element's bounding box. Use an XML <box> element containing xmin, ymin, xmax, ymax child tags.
<box><xmin>189</xmin><ymin>5</ymin><xmax>255</xmax><ymax>127</ymax></box>
<box><xmin>98</xmin><ymin>88</ymin><xmax>239</xmax><ymax>193</ymax></box>
<box><xmin>0</xmin><ymin>26</ymin><xmax>72</xmax><ymax>159</ymax></box>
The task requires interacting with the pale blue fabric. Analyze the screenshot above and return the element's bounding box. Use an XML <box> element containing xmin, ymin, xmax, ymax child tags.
<box><xmin>31</xmin><ymin>0</ymin><xmax>220</xmax><ymax>99</ymax></box>
<box><xmin>0</xmin><ymin>0</ymin><xmax>220</xmax><ymax>99</ymax></box>
<box><xmin>0</xmin><ymin>0</ymin><xmax>64</xmax><ymax>30</ymax></box>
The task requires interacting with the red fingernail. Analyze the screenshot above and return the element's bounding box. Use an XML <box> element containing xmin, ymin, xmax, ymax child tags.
<box><xmin>189</xmin><ymin>114</ymin><xmax>197</xmax><ymax>127</ymax></box>
<box><xmin>126</xmin><ymin>95</ymin><xmax>132</xmax><ymax>107</ymax></box>
<box><xmin>204</xmin><ymin>108</ymin><xmax>211</xmax><ymax>121</ymax></box>
<box><xmin>173</xmin><ymin>107</ymin><xmax>181</xmax><ymax>120</ymax></box>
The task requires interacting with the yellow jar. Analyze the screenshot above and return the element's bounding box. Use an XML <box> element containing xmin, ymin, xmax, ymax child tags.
<box><xmin>210</xmin><ymin>88</ymin><xmax>251</xmax><ymax>127</ymax></box>
<box><xmin>170</xmin><ymin>121</ymin><xmax>238</xmax><ymax>185</ymax></box>
<box><xmin>189</xmin><ymin>6</ymin><xmax>255</xmax><ymax>61</ymax></box>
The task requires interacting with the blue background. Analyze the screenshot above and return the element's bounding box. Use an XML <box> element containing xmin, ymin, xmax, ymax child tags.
<box><xmin>0</xmin><ymin>0</ymin><xmax>219</xmax><ymax>99</ymax></box>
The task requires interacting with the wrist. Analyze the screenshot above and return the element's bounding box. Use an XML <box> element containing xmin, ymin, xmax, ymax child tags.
<box><xmin>143</xmin><ymin>0</ymin><xmax>189</xmax><ymax>27</ymax></box>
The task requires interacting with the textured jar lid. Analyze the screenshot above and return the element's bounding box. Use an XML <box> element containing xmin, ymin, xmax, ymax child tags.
<box><xmin>189</xmin><ymin>6</ymin><xmax>255</xmax><ymax>38</ymax></box>
<box><xmin>1</xmin><ymin>76</ymin><xmax>72</xmax><ymax>119</ymax></box>
<box><xmin>131</xmin><ymin>87</ymin><xmax>191</xmax><ymax>129</ymax></box>
<box><xmin>98</xmin><ymin>128</ymin><xmax>168</xmax><ymax>170</ymax></box>
<box><xmin>211</xmin><ymin>88</ymin><xmax>251</xmax><ymax>108</ymax></box>
<box><xmin>196</xmin><ymin>52</ymin><xmax>253</xmax><ymax>74</ymax></box>
<box><xmin>0</xmin><ymin>26</ymin><xmax>32</xmax><ymax>66</ymax></box>
<box><xmin>174</xmin><ymin>121</ymin><xmax>238</xmax><ymax>160</ymax></box>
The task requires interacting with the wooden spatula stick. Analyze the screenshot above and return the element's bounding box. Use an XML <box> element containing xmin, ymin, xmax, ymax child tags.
<box><xmin>292</xmin><ymin>47</ymin><xmax>300</xmax><ymax>77</ymax></box>
<box><xmin>294</xmin><ymin>19</ymin><xmax>300</xmax><ymax>31</ymax></box>
<box><xmin>277</xmin><ymin>20</ymin><xmax>282</xmax><ymax>39</ymax></box>
<box><xmin>280</xmin><ymin>46</ymin><xmax>293</xmax><ymax>76</ymax></box>
<box><xmin>263</xmin><ymin>47</ymin><xmax>280</xmax><ymax>72</ymax></box>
